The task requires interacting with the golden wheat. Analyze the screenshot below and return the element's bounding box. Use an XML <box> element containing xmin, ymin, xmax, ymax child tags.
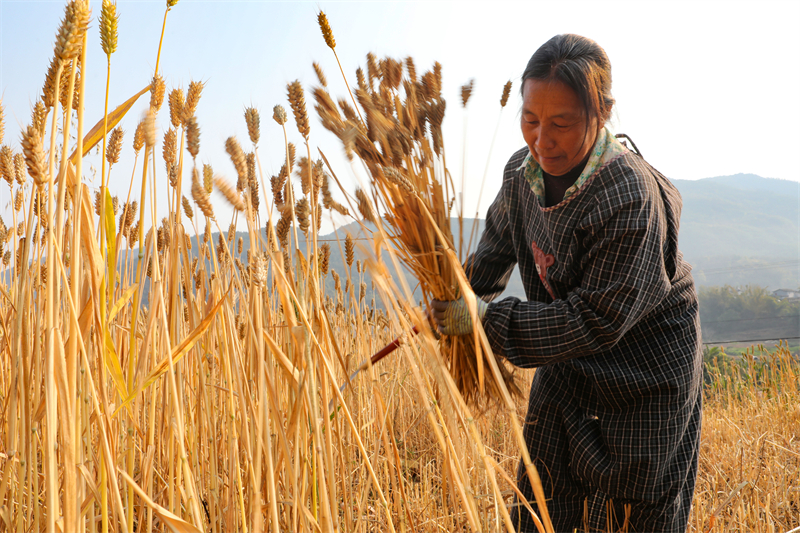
<box><xmin>0</xmin><ymin>6</ymin><xmax>794</xmax><ymax>533</ymax></box>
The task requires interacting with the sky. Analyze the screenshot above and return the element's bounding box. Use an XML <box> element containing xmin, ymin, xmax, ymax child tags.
<box><xmin>1</xmin><ymin>0</ymin><xmax>799</xmax><ymax>232</ymax></box>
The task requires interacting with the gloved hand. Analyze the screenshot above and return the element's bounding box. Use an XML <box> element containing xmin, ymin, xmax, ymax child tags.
<box><xmin>430</xmin><ymin>295</ymin><xmax>488</xmax><ymax>336</ymax></box>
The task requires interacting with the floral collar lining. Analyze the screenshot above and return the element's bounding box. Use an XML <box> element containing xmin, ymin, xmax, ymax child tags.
<box><xmin>518</xmin><ymin>127</ymin><xmax>628</xmax><ymax>207</ymax></box>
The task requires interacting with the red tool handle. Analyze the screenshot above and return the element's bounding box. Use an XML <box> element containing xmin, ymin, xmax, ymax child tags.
<box><xmin>331</xmin><ymin>325</ymin><xmax>424</xmax><ymax>414</ymax></box>
<box><xmin>367</xmin><ymin>324</ymin><xmax>420</xmax><ymax>367</ymax></box>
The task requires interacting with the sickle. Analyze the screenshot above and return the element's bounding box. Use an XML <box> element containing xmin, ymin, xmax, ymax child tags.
<box><xmin>328</xmin><ymin>325</ymin><xmax>420</xmax><ymax>414</ymax></box>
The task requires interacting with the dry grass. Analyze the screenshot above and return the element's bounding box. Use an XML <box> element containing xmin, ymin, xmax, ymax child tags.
<box><xmin>689</xmin><ymin>345</ymin><xmax>800</xmax><ymax>533</ymax></box>
<box><xmin>0</xmin><ymin>3</ymin><xmax>797</xmax><ymax>533</ymax></box>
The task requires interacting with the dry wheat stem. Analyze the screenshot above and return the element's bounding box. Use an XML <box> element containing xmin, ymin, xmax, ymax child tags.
<box><xmin>466</xmin><ymin>81</ymin><xmax>512</xmax><ymax>260</ymax></box>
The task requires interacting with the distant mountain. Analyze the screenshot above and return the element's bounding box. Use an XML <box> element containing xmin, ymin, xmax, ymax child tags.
<box><xmin>697</xmin><ymin>173</ymin><xmax>800</xmax><ymax>196</ymax></box>
<box><xmin>670</xmin><ymin>173</ymin><xmax>799</xmax><ymax>289</ymax></box>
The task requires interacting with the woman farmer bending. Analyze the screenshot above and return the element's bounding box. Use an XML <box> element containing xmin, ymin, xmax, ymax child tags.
<box><xmin>431</xmin><ymin>34</ymin><xmax>702</xmax><ymax>532</ymax></box>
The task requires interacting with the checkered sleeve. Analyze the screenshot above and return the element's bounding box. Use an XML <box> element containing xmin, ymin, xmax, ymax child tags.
<box><xmin>483</xmin><ymin>170</ymin><xmax>673</xmax><ymax>366</ymax></box>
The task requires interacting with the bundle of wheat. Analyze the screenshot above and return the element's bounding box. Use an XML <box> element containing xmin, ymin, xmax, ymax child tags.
<box><xmin>314</xmin><ymin>55</ymin><xmax>521</xmax><ymax>404</ymax></box>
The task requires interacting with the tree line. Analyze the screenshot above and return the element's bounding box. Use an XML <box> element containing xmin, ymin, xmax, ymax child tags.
<box><xmin>697</xmin><ymin>285</ymin><xmax>800</xmax><ymax>342</ymax></box>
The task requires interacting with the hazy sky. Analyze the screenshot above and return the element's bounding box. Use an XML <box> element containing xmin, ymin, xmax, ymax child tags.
<box><xmin>1</xmin><ymin>0</ymin><xmax>798</xmax><ymax>230</ymax></box>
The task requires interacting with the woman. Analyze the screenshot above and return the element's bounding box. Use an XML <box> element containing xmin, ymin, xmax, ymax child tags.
<box><xmin>432</xmin><ymin>34</ymin><xmax>702</xmax><ymax>532</ymax></box>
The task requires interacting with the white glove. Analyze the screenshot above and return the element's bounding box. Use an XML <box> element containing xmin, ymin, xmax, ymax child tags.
<box><xmin>430</xmin><ymin>296</ymin><xmax>488</xmax><ymax>336</ymax></box>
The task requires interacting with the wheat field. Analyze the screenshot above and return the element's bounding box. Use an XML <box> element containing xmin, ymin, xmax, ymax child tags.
<box><xmin>0</xmin><ymin>2</ymin><xmax>797</xmax><ymax>532</ymax></box>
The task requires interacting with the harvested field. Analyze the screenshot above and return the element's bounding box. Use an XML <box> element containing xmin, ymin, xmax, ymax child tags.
<box><xmin>0</xmin><ymin>2</ymin><xmax>797</xmax><ymax>532</ymax></box>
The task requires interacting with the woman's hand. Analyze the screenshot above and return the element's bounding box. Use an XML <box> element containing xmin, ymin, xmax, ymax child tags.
<box><xmin>430</xmin><ymin>296</ymin><xmax>488</xmax><ymax>336</ymax></box>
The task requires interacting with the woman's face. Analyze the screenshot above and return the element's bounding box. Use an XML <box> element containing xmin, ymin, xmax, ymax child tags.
<box><xmin>521</xmin><ymin>78</ymin><xmax>600</xmax><ymax>177</ymax></box>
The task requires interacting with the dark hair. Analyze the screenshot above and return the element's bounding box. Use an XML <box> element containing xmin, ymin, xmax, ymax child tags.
<box><xmin>522</xmin><ymin>34</ymin><xmax>614</xmax><ymax>126</ymax></box>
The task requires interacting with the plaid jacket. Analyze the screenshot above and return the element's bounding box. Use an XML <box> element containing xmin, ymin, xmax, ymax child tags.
<box><xmin>468</xmin><ymin>146</ymin><xmax>703</xmax><ymax>508</ymax></box>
